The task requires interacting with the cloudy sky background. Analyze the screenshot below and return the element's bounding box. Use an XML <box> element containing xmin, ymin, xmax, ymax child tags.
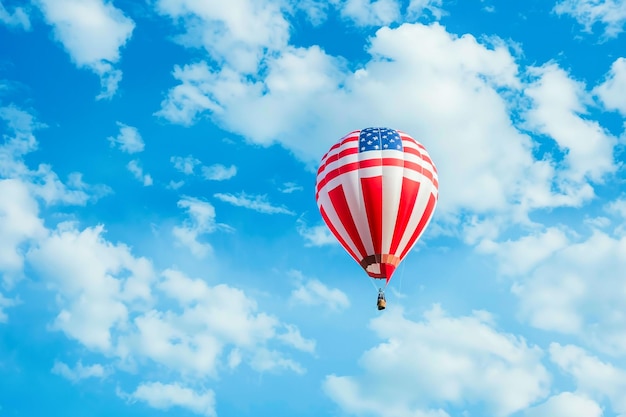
<box><xmin>2</xmin><ymin>0</ymin><xmax>626</xmax><ymax>416</ymax></box>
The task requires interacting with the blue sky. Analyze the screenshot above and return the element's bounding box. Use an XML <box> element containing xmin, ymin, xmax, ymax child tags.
<box><xmin>1</xmin><ymin>0</ymin><xmax>626</xmax><ymax>416</ymax></box>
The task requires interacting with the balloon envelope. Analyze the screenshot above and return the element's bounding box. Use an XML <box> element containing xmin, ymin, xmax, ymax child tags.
<box><xmin>315</xmin><ymin>127</ymin><xmax>439</xmax><ymax>284</ymax></box>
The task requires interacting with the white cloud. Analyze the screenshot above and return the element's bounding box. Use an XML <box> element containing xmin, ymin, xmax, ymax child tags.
<box><xmin>549</xmin><ymin>343</ymin><xmax>626</xmax><ymax>415</ymax></box>
<box><xmin>34</xmin><ymin>0</ymin><xmax>135</xmax><ymax>99</ymax></box>
<box><xmin>324</xmin><ymin>305</ymin><xmax>550</xmax><ymax>417</ymax></box>
<box><xmin>288</xmin><ymin>270</ymin><xmax>350</xmax><ymax>312</ymax></box>
<box><xmin>248</xmin><ymin>348</ymin><xmax>306</xmax><ymax>374</ymax></box>
<box><xmin>297</xmin><ymin>218</ymin><xmax>339</xmax><ymax>247</ymax></box>
<box><xmin>172</xmin><ymin>197</ymin><xmax>231</xmax><ymax>258</ymax></box>
<box><xmin>338</xmin><ymin>0</ymin><xmax>401</xmax><ymax>27</ymax></box>
<box><xmin>156</xmin><ymin>20</ymin><xmax>626</xmax><ymax>245</ymax></box>
<box><xmin>293</xmin><ymin>0</ymin><xmax>330</xmax><ymax>26</ymax></box>
<box><xmin>0</xmin><ymin>105</ymin><xmax>111</xmax><ymax>205</ymax></box>
<box><xmin>0</xmin><ymin>1</ymin><xmax>31</xmax><ymax>30</ymax></box>
<box><xmin>52</xmin><ymin>360</ymin><xmax>107</xmax><ymax>382</ymax></box>
<box><xmin>20</xmin><ymin>215</ymin><xmax>311</xmax><ymax>395</ymax></box>
<box><xmin>502</xmin><ymin>229</ymin><xmax>626</xmax><ymax>356</ymax></box>
<box><xmin>127</xmin><ymin>160</ymin><xmax>153</xmax><ymax>186</ymax></box>
<box><xmin>125</xmin><ymin>382</ymin><xmax>216</xmax><ymax>417</ymax></box>
<box><xmin>167</xmin><ymin>180</ymin><xmax>184</xmax><ymax>190</ymax></box>
<box><xmin>605</xmin><ymin>195</ymin><xmax>626</xmax><ymax>218</ymax></box>
<box><xmin>155</xmin><ymin>63</ymin><xmax>221</xmax><ymax>126</ymax></box>
<box><xmin>201</xmin><ymin>164</ymin><xmax>237</xmax><ymax>181</ymax></box>
<box><xmin>158</xmin><ymin>22</ymin><xmax>621</xmax><ymax>241</ymax></box>
<box><xmin>594</xmin><ymin>57</ymin><xmax>626</xmax><ymax>116</ymax></box>
<box><xmin>120</xmin><ymin>268</ymin><xmax>310</xmax><ymax>378</ymax></box>
<box><xmin>477</xmin><ymin>227</ymin><xmax>570</xmax><ymax>276</ymax></box>
<box><xmin>279</xmin><ymin>182</ymin><xmax>303</xmax><ymax>193</ymax></box>
<box><xmin>171</xmin><ymin>155</ymin><xmax>201</xmax><ymax>175</ymax></box>
<box><xmin>277</xmin><ymin>324</ymin><xmax>316</xmax><ymax>354</ymax></box>
<box><xmin>0</xmin><ymin>179</ymin><xmax>47</xmax><ymax>286</ymax></box>
<box><xmin>0</xmin><ymin>293</ymin><xmax>18</xmax><ymax>323</ymax></box>
<box><xmin>553</xmin><ymin>0</ymin><xmax>626</xmax><ymax>39</ymax></box>
<box><xmin>214</xmin><ymin>192</ymin><xmax>295</xmax><ymax>215</ymax></box>
<box><xmin>108</xmin><ymin>122</ymin><xmax>145</xmax><ymax>153</ymax></box>
<box><xmin>522</xmin><ymin>63</ymin><xmax>618</xmax><ymax>186</ymax></box>
<box><xmin>27</xmin><ymin>223</ymin><xmax>155</xmax><ymax>352</ymax></box>
<box><xmin>407</xmin><ymin>0</ymin><xmax>445</xmax><ymax>19</ymax></box>
<box><xmin>154</xmin><ymin>0</ymin><xmax>290</xmax><ymax>74</ymax></box>
<box><xmin>524</xmin><ymin>392</ymin><xmax>602</xmax><ymax>417</ymax></box>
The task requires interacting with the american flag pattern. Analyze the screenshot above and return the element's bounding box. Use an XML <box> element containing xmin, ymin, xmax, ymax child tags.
<box><xmin>316</xmin><ymin>127</ymin><xmax>439</xmax><ymax>284</ymax></box>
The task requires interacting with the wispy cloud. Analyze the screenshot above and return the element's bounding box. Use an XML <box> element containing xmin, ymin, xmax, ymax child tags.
<box><xmin>127</xmin><ymin>160</ymin><xmax>153</xmax><ymax>186</ymax></box>
<box><xmin>171</xmin><ymin>155</ymin><xmax>201</xmax><ymax>175</ymax></box>
<box><xmin>0</xmin><ymin>2</ymin><xmax>31</xmax><ymax>30</ymax></box>
<box><xmin>214</xmin><ymin>192</ymin><xmax>295</xmax><ymax>215</ymax></box>
<box><xmin>280</xmin><ymin>182</ymin><xmax>303</xmax><ymax>193</ymax></box>
<box><xmin>172</xmin><ymin>196</ymin><xmax>232</xmax><ymax>258</ymax></box>
<box><xmin>202</xmin><ymin>164</ymin><xmax>237</xmax><ymax>181</ymax></box>
<box><xmin>52</xmin><ymin>360</ymin><xmax>107</xmax><ymax>383</ymax></box>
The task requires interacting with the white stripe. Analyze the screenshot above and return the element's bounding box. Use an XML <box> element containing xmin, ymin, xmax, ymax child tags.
<box><xmin>317</xmin><ymin>189</ymin><xmax>362</xmax><ymax>261</ymax></box>
<box><xmin>381</xmin><ymin>165</ymin><xmax>404</xmax><ymax>254</ymax></box>
<box><xmin>394</xmin><ymin>178</ymin><xmax>438</xmax><ymax>257</ymax></box>
<box><xmin>337</xmin><ymin>141</ymin><xmax>375</xmax><ymax>256</ymax></box>
<box><xmin>319</xmin><ymin>167</ymin><xmax>437</xmax><ymax>199</ymax></box>
<box><xmin>317</xmin><ymin>150</ymin><xmax>435</xmax><ymax>185</ymax></box>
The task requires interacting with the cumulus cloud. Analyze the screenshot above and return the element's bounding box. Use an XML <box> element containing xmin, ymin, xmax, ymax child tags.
<box><xmin>34</xmin><ymin>0</ymin><xmax>135</xmax><ymax>99</ymax></box>
<box><xmin>108</xmin><ymin>122</ymin><xmax>145</xmax><ymax>153</ymax></box>
<box><xmin>483</xmin><ymin>228</ymin><xmax>626</xmax><ymax>356</ymax></box>
<box><xmin>157</xmin><ymin>21</ymin><xmax>621</xmax><ymax>242</ymax></box>
<box><xmin>288</xmin><ymin>270</ymin><xmax>350</xmax><ymax>312</ymax></box>
<box><xmin>214</xmin><ymin>192</ymin><xmax>295</xmax><ymax>215</ymax></box>
<box><xmin>594</xmin><ymin>57</ymin><xmax>626</xmax><ymax>116</ymax></box>
<box><xmin>19</xmin><ymin>214</ymin><xmax>312</xmax><ymax>414</ymax></box>
<box><xmin>27</xmin><ymin>223</ymin><xmax>155</xmax><ymax>351</ymax></box>
<box><xmin>0</xmin><ymin>1</ymin><xmax>31</xmax><ymax>30</ymax></box>
<box><xmin>201</xmin><ymin>164</ymin><xmax>237</xmax><ymax>181</ymax></box>
<box><xmin>477</xmin><ymin>227</ymin><xmax>571</xmax><ymax>276</ymax></box>
<box><xmin>522</xmin><ymin>63</ymin><xmax>618</xmax><ymax>186</ymax></box>
<box><xmin>550</xmin><ymin>343</ymin><xmax>626</xmax><ymax>414</ymax></box>
<box><xmin>553</xmin><ymin>0</ymin><xmax>626</xmax><ymax>39</ymax></box>
<box><xmin>338</xmin><ymin>0</ymin><xmax>401</xmax><ymax>27</ymax></box>
<box><xmin>127</xmin><ymin>160</ymin><xmax>153</xmax><ymax>186</ymax></box>
<box><xmin>171</xmin><ymin>155</ymin><xmax>201</xmax><ymax>175</ymax></box>
<box><xmin>524</xmin><ymin>392</ymin><xmax>602</xmax><ymax>417</ymax></box>
<box><xmin>324</xmin><ymin>305</ymin><xmax>550</xmax><ymax>417</ymax></box>
<box><xmin>154</xmin><ymin>0</ymin><xmax>290</xmax><ymax>74</ymax></box>
<box><xmin>0</xmin><ymin>179</ymin><xmax>47</xmax><ymax>286</ymax></box>
<box><xmin>297</xmin><ymin>218</ymin><xmax>338</xmax><ymax>247</ymax></box>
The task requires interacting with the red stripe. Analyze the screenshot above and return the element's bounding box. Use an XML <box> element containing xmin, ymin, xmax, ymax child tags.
<box><xmin>320</xmin><ymin>205</ymin><xmax>360</xmax><ymax>263</ymax></box>
<box><xmin>316</xmin><ymin>158</ymin><xmax>437</xmax><ymax>198</ymax></box>
<box><xmin>317</xmin><ymin>137</ymin><xmax>360</xmax><ymax>175</ymax></box>
<box><xmin>360</xmin><ymin>176</ymin><xmax>383</xmax><ymax>256</ymax></box>
<box><xmin>399</xmin><ymin>193</ymin><xmax>437</xmax><ymax>259</ymax></box>
<box><xmin>327</xmin><ymin>185</ymin><xmax>368</xmax><ymax>258</ymax></box>
<box><xmin>389</xmin><ymin>177</ymin><xmax>421</xmax><ymax>255</ymax></box>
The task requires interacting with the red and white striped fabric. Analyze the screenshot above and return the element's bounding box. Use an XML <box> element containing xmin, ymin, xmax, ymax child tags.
<box><xmin>315</xmin><ymin>127</ymin><xmax>439</xmax><ymax>284</ymax></box>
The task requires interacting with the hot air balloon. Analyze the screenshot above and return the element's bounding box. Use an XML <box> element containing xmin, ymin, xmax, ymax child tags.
<box><xmin>315</xmin><ymin>127</ymin><xmax>439</xmax><ymax>310</ymax></box>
